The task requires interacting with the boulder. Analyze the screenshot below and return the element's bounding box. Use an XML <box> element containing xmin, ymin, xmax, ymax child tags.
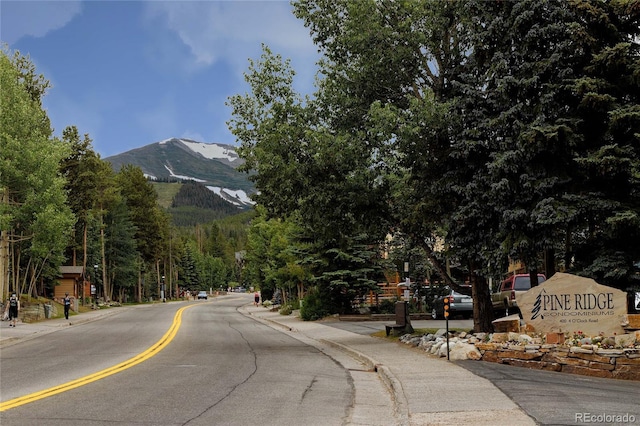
<box><xmin>615</xmin><ymin>334</ymin><xmax>637</xmax><ymax>348</ymax></box>
<box><xmin>492</xmin><ymin>314</ymin><xmax>521</xmax><ymax>333</ymax></box>
<box><xmin>491</xmin><ymin>332</ymin><xmax>509</xmax><ymax>343</ymax></box>
<box><xmin>518</xmin><ymin>334</ymin><xmax>534</xmax><ymax>344</ymax></box>
<box><xmin>449</xmin><ymin>342</ymin><xmax>482</xmax><ymax>360</ymax></box>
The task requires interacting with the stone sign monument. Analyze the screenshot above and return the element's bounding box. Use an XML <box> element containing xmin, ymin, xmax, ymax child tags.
<box><xmin>517</xmin><ymin>272</ymin><xmax>627</xmax><ymax>336</ymax></box>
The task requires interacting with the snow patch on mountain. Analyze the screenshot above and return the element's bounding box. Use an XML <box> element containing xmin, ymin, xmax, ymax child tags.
<box><xmin>180</xmin><ymin>139</ymin><xmax>240</xmax><ymax>162</ymax></box>
<box><xmin>207</xmin><ymin>186</ymin><xmax>255</xmax><ymax>206</ymax></box>
<box><xmin>159</xmin><ymin>163</ymin><xmax>254</xmax><ymax>207</ymax></box>
<box><xmin>164</xmin><ymin>165</ymin><xmax>206</xmax><ymax>182</ymax></box>
<box><xmin>159</xmin><ymin>137</ymin><xmax>239</xmax><ymax>162</ymax></box>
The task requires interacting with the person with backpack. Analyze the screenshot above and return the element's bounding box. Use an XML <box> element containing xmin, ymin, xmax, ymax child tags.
<box><xmin>63</xmin><ymin>292</ymin><xmax>72</xmax><ymax>320</ymax></box>
<box><xmin>8</xmin><ymin>293</ymin><xmax>19</xmax><ymax>327</ymax></box>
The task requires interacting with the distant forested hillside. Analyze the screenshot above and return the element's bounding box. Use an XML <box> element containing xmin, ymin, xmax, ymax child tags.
<box><xmin>168</xmin><ymin>181</ymin><xmax>244</xmax><ymax>227</ymax></box>
<box><xmin>172</xmin><ymin>181</ymin><xmax>240</xmax><ymax>211</ymax></box>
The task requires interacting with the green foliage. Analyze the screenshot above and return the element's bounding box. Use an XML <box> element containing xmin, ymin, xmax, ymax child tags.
<box><xmin>300</xmin><ymin>287</ymin><xmax>329</xmax><ymax>321</ymax></box>
<box><xmin>171</xmin><ymin>181</ymin><xmax>240</xmax><ymax>212</ymax></box>
<box><xmin>1</xmin><ymin>49</ymin><xmax>74</xmax><ymax>298</ymax></box>
<box><xmin>151</xmin><ymin>182</ymin><xmax>182</xmax><ymax>209</ymax></box>
<box><xmin>104</xmin><ymin>198</ymin><xmax>138</xmax><ymax>296</ymax></box>
<box><xmin>229</xmin><ymin>45</ymin><xmax>392</xmax><ymax>313</ymax></box>
<box><xmin>177</xmin><ymin>241</ymin><xmax>199</xmax><ymax>290</ymax></box>
<box><xmin>306</xmin><ymin>234</ymin><xmax>388</xmax><ymax>314</ymax></box>
<box><xmin>168</xmin><ymin>206</ymin><xmax>240</xmax><ymax>227</ymax></box>
<box><xmin>279</xmin><ymin>304</ymin><xmax>293</xmax><ymax>315</ymax></box>
<box><xmin>114</xmin><ymin>165</ymin><xmax>169</xmax><ymax>263</ymax></box>
<box><xmin>227</xmin><ymin>1</ymin><xmax>640</xmax><ymax>329</ymax></box>
<box><xmin>244</xmin><ymin>207</ymin><xmax>310</xmax><ymax>303</ymax></box>
<box><xmin>376</xmin><ymin>299</ymin><xmax>397</xmax><ymax>315</ymax></box>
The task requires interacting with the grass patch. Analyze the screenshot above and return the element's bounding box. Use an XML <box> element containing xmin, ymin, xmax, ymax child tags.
<box><xmin>151</xmin><ymin>182</ymin><xmax>182</xmax><ymax>208</ymax></box>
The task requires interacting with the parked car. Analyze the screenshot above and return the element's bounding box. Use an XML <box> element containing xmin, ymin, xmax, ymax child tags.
<box><xmin>431</xmin><ymin>287</ymin><xmax>473</xmax><ymax>319</ymax></box>
<box><xmin>491</xmin><ymin>273</ymin><xmax>546</xmax><ymax>316</ymax></box>
<box><xmin>197</xmin><ymin>291</ymin><xmax>208</xmax><ymax>300</ymax></box>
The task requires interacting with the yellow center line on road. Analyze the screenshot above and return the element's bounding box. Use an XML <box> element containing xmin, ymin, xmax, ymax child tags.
<box><xmin>0</xmin><ymin>304</ymin><xmax>197</xmax><ymax>412</ymax></box>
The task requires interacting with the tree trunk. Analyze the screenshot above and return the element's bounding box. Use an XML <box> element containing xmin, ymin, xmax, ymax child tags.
<box><xmin>529</xmin><ymin>267</ymin><xmax>539</xmax><ymax>288</ymax></box>
<box><xmin>421</xmin><ymin>242</ymin><xmax>494</xmax><ymax>331</ymax></box>
<box><xmin>544</xmin><ymin>247</ymin><xmax>556</xmax><ymax>278</ymax></box>
<box><xmin>471</xmin><ymin>274</ymin><xmax>495</xmax><ymax>333</ymax></box>
<box><xmin>83</xmin><ymin>222</ymin><xmax>87</xmax><ymax>282</ymax></box>
<box><xmin>0</xmin><ymin>231</ymin><xmax>8</xmax><ymax>302</ymax></box>
<box><xmin>100</xmin><ymin>219</ymin><xmax>109</xmax><ymax>302</ymax></box>
<box><xmin>80</xmin><ymin>222</ymin><xmax>87</xmax><ymax>305</ymax></box>
<box><xmin>137</xmin><ymin>268</ymin><xmax>142</xmax><ymax>303</ymax></box>
<box><xmin>156</xmin><ymin>259</ymin><xmax>161</xmax><ymax>299</ymax></box>
<box><xmin>564</xmin><ymin>225</ymin><xmax>572</xmax><ymax>271</ymax></box>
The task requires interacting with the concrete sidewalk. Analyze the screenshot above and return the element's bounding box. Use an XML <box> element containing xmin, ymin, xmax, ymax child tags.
<box><xmin>242</xmin><ymin>305</ymin><xmax>536</xmax><ymax>426</ymax></box>
<box><xmin>0</xmin><ymin>307</ymin><xmax>123</xmax><ymax>348</ymax></box>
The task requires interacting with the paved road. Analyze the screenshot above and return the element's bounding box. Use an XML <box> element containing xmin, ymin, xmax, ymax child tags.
<box><xmin>0</xmin><ymin>297</ymin><xmax>360</xmax><ymax>425</ymax></box>
<box><xmin>458</xmin><ymin>359</ymin><xmax>640</xmax><ymax>426</ymax></box>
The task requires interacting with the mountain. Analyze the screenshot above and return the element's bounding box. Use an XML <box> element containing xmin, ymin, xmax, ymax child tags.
<box><xmin>105</xmin><ymin>138</ymin><xmax>255</xmax><ymax>209</ymax></box>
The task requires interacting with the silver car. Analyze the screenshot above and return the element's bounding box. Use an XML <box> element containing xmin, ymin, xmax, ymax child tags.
<box><xmin>431</xmin><ymin>288</ymin><xmax>473</xmax><ymax>319</ymax></box>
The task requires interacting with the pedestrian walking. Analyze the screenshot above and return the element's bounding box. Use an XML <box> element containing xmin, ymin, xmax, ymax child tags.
<box><xmin>254</xmin><ymin>292</ymin><xmax>260</xmax><ymax>306</ymax></box>
<box><xmin>8</xmin><ymin>293</ymin><xmax>19</xmax><ymax>327</ymax></box>
<box><xmin>63</xmin><ymin>292</ymin><xmax>72</xmax><ymax>320</ymax></box>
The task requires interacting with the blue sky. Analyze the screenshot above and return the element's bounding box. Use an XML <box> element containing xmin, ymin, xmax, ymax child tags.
<box><xmin>1</xmin><ymin>0</ymin><xmax>320</xmax><ymax>158</ymax></box>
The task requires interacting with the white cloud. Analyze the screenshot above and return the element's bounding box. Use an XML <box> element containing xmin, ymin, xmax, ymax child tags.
<box><xmin>143</xmin><ymin>1</ymin><xmax>314</xmax><ymax>67</ymax></box>
<box><xmin>180</xmin><ymin>130</ymin><xmax>207</xmax><ymax>143</ymax></box>
<box><xmin>1</xmin><ymin>0</ymin><xmax>82</xmax><ymax>45</ymax></box>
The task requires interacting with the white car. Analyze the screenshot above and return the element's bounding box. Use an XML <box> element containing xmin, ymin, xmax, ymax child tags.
<box><xmin>197</xmin><ymin>291</ymin><xmax>208</xmax><ymax>300</ymax></box>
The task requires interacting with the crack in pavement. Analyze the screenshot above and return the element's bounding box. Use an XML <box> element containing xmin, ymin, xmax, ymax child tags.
<box><xmin>182</xmin><ymin>314</ymin><xmax>258</xmax><ymax>426</ymax></box>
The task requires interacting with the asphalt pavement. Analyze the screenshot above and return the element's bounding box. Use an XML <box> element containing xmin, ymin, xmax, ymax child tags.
<box><xmin>0</xmin><ymin>300</ymin><xmax>536</xmax><ymax>425</ymax></box>
<box><xmin>242</xmin><ymin>305</ymin><xmax>535</xmax><ymax>426</ymax></box>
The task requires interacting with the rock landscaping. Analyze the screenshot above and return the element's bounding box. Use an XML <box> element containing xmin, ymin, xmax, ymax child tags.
<box><xmin>398</xmin><ymin>328</ymin><xmax>640</xmax><ymax>381</ymax></box>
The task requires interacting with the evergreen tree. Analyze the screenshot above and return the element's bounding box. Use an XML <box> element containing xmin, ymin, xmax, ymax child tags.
<box><xmin>59</xmin><ymin>126</ymin><xmax>105</xmax><ymax>277</ymax></box>
<box><xmin>104</xmin><ymin>198</ymin><xmax>138</xmax><ymax>302</ymax></box>
<box><xmin>114</xmin><ymin>165</ymin><xmax>170</xmax><ymax>301</ymax></box>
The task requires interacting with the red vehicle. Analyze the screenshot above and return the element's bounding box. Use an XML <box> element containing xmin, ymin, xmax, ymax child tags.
<box><xmin>492</xmin><ymin>274</ymin><xmax>546</xmax><ymax>316</ymax></box>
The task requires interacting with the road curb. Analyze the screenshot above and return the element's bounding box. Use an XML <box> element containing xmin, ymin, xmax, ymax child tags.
<box><xmin>242</xmin><ymin>305</ymin><xmax>410</xmax><ymax>424</ymax></box>
<box><xmin>319</xmin><ymin>338</ymin><xmax>410</xmax><ymax>424</ymax></box>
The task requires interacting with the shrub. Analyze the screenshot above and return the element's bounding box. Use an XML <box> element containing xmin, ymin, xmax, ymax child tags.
<box><xmin>288</xmin><ymin>299</ymin><xmax>301</xmax><ymax>310</ymax></box>
<box><xmin>279</xmin><ymin>304</ymin><xmax>293</xmax><ymax>315</ymax></box>
<box><xmin>377</xmin><ymin>298</ymin><xmax>398</xmax><ymax>314</ymax></box>
<box><xmin>300</xmin><ymin>287</ymin><xmax>329</xmax><ymax>321</ymax></box>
